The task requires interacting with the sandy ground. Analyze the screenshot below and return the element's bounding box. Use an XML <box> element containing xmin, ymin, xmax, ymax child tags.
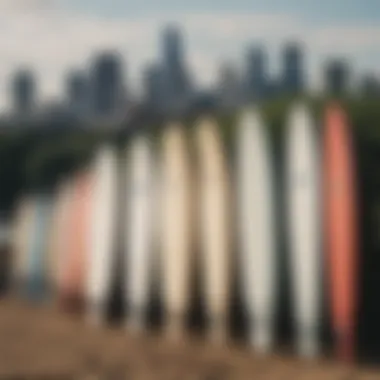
<box><xmin>0</xmin><ymin>299</ymin><xmax>379</xmax><ymax>379</ymax></box>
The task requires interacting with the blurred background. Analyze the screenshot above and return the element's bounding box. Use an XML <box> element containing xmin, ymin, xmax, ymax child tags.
<box><xmin>0</xmin><ymin>0</ymin><xmax>380</xmax><ymax>377</ymax></box>
<box><xmin>0</xmin><ymin>0</ymin><xmax>379</xmax><ymax>121</ymax></box>
<box><xmin>0</xmin><ymin>0</ymin><xmax>378</xmax><ymax>205</ymax></box>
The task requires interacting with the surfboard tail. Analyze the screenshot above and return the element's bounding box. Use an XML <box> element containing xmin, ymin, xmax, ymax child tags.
<box><xmin>253</xmin><ymin>328</ymin><xmax>272</xmax><ymax>354</ymax></box>
<box><xmin>336</xmin><ymin>328</ymin><xmax>355</xmax><ymax>363</ymax></box>
<box><xmin>87</xmin><ymin>300</ymin><xmax>105</xmax><ymax>327</ymax></box>
<box><xmin>207</xmin><ymin>313</ymin><xmax>227</xmax><ymax>344</ymax></box>
<box><xmin>127</xmin><ymin>306</ymin><xmax>145</xmax><ymax>333</ymax></box>
<box><xmin>250</xmin><ymin>318</ymin><xmax>273</xmax><ymax>353</ymax></box>
<box><xmin>60</xmin><ymin>291</ymin><xmax>84</xmax><ymax>313</ymax></box>
<box><xmin>296</xmin><ymin>324</ymin><xmax>319</xmax><ymax>359</ymax></box>
<box><xmin>165</xmin><ymin>311</ymin><xmax>186</xmax><ymax>340</ymax></box>
<box><xmin>26</xmin><ymin>275</ymin><xmax>48</xmax><ymax>302</ymax></box>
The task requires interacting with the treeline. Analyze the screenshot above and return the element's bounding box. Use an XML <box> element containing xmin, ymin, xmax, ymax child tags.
<box><xmin>1</xmin><ymin>96</ymin><xmax>380</xmax><ymax>216</ymax></box>
<box><xmin>0</xmin><ymin>128</ymin><xmax>108</xmax><ymax>214</ymax></box>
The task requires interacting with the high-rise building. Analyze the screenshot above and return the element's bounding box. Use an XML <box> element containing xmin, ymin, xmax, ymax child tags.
<box><xmin>217</xmin><ymin>62</ymin><xmax>242</xmax><ymax>109</ymax></box>
<box><xmin>163</xmin><ymin>26</ymin><xmax>182</xmax><ymax>69</ymax></box>
<box><xmin>90</xmin><ymin>51</ymin><xmax>124</xmax><ymax>118</ymax></box>
<box><xmin>324</xmin><ymin>59</ymin><xmax>350</xmax><ymax>96</ymax></box>
<box><xmin>360</xmin><ymin>73</ymin><xmax>379</xmax><ymax>97</ymax></box>
<box><xmin>144</xmin><ymin>64</ymin><xmax>165</xmax><ymax>111</ymax></box>
<box><xmin>281</xmin><ymin>42</ymin><xmax>305</xmax><ymax>94</ymax></box>
<box><xmin>66</xmin><ymin>70</ymin><xmax>88</xmax><ymax>116</ymax></box>
<box><xmin>266</xmin><ymin>77</ymin><xmax>281</xmax><ymax>99</ymax></box>
<box><xmin>11</xmin><ymin>69</ymin><xmax>36</xmax><ymax>115</ymax></box>
<box><xmin>246</xmin><ymin>46</ymin><xmax>268</xmax><ymax>100</ymax></box>
<box><xmin>161</xmin><ymin>25</ymin><xmax>191</xmax><ymax>113</ymax></box>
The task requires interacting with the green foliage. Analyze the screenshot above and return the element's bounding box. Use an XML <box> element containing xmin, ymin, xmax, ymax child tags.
<box><xmin>0</xmin><ymin>96</ymin><xmax>379</xmax><ymax>214</ymax></box>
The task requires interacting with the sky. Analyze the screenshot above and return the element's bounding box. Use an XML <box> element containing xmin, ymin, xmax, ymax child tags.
<box><xmin>0</xmin><ymin>0</ymin><xmax>379</xmax><ymax>109</ymax></box>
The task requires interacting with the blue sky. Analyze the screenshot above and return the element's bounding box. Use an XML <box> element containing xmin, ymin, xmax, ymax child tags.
<box><xmin>61</xmin><ymin>0</ymin><xmax>380</xmax><ymax>25</ymax></box>
<box><xmin>0</xmin><ymin>0</ymin><xmax>379</xmax><ymax>108</ymax></box>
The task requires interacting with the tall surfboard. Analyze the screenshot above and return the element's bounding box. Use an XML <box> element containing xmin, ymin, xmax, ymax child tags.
<box><xmin>125</xmin><ymin>134</ymin><xmax>154</xmax><ymax>332</ymax></box>
<box><xmin>324</xmin><ymin>104</ymin><xmax>357</xmax><ymax>362</ymax></box>
<box><xmin>11</xmin><ymin>196</ymin><xmax>35</xmax><ymax>293</ymax></box>
<box><xmin>195</xmin><ymin>116</ymin><xmax>231</xmax><ymax>343</ymax></box>
<box><xmin>86</xmin><ymin>145</ymin><xmax>118</xmax><ymax>325</ymax></box>
<box><xmin>285</xmin><ymin>103</ymin><xmax>321</xmax><ymax>358</ymax></box>
<box><xmin>25</xmin><ymin>194</ymin><xmax>53</xmax><ymax>301</ymax></box>
<box><xmin>160</xmin><ymin>123</ymin><xmax>193</xmax><ymax>338</ymax></box>
<box><xmin>47</xmin><ymin>179</ymin><xmax>73</xmax><ymax>297</ymax></box>
<box><xmin>236</xmin><ymin>108</ymin><xmax>276</xmax><ymax>352</ymax></box>
<box><xmin>55</xmin><ymin>179</ymin><xmax>75</xmax><ymax>303</ymax></box>
<box><xmin>61</xmin><ymin>169</ymin><xmax>93</xmax><ymax>310</ymax></box>
<box><xmin>45</xmin><ymin>188</ymin><xmax>59</xmax><ymax>296</ymax></box>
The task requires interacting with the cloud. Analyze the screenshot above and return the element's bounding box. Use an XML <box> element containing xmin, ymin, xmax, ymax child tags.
<box><xmin>0</xmin><ymin>5</ymin><xmax>379</xmax><ymax>111</ymax></box>
<box><xmin>0</xmin><ymin>0</ymin><xmax>55</xmax><ymax>12</ymax></box>
<box><xmin>310</xmin><ymin>26</ymin><xmax>380</xmax><ymax>52</ymax></box>
<box><xmin>182</xmin><ymin>13</ymin><xmax>300</xmax><ymax>41</ymax></box>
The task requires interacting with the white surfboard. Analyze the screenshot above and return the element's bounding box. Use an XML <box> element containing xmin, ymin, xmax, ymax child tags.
<box><xmin>125</xmin><ymin>134</ymin><xmax>154</xmax><ymax>332</ymax></box>
<box><xmin>11</xmin><ymin>196</ymin><xmax>36</xmax><ymax>293</ymax></box>
<box><xmin>86</xmin><ymin>144</ymin><xmax>118</xmax><ymax>325</ymax></box>
<box><xmin>195</xmin><ymin>117</ymin><xmax>231</xmax><ymax>343</ymax></box>
<box><xmin>236</xmin><ymin>108</ymin><xmax>276</xmax><ymax>352</ymax></box>
<box><xmin>160</xmin><ymin>123</ymin><xmax>193</xmax><ymax>338</ymax></box>
<box><xmin>285</xmin><ymin>103</ymin><xmax>321</xmax><ymax>358</ymax></box>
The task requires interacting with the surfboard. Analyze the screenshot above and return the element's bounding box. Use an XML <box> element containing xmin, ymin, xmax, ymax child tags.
<box><xmin>45</xmin><ymin>189</ymin><xmax>59</xmax><ymax>296</ymax></box>
<box><xmin>11</xmin><ymin>196</ymin><xmax>35</xmax><ymax>293</ymax></box>
<box><xmin>285</xmin><ymin>103</ymin><xmax>321</xmax><ymax>358</ymax></box>
<box><xmin>54</xmin><ymin>179</ymin><xmax>75</xmax><ymax>303</ymax></box>
<box><xmin>47</xmin><ymin>179</ymin><xmax>73</xmax><ymax>298</ymax></box>
<box><xmin>61</xmin><ymin>169</ymin><xmax>93</xmax><ymax>310</ymax></box>
<box><xmin>324</xmin><ymin>104</ymin><xmax>357</xmax><ymax>362</ymax></box>
<box><xmin>236</xmin><ymin>108</ymin><xmax>276</xmax><ymax>352</ymax></box>
<box><xmin>195</xmin><ymin>116</ymin><xmax>231</xmax><ymax>343</ymax></box>
<box><xmin>160</xmin><ymin>122</ymin><xmax>193</xmax><ymax>338</ymax></box>
<box><xmin>0</xmin><ymin>218</ymin><xmax>11</xmax><ymax>295</ymax></box>
<box><xmin>25</xmin><ymin>193</ymin><xmax>53</xmax><ymax>301</ymax></box>
<box><xmin>125</xmin><ymin>134</ymin><xmax>154</xmax><ymax>332</ymax></box>
<box><xmin>86</xmin><ymin>145</ymin><xmax>118</xmax><ymax>325</ymax></box>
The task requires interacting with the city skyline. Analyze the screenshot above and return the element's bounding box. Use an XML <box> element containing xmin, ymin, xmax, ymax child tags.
<box><xmin>6</xmin><ymin>21</ymin><xmax>379</xmax><ymax>123</ymax></box>
<box><xmin>0</xmin><ymin>0</ymin><xmax>379</xmax><ymax>111</ymax></box>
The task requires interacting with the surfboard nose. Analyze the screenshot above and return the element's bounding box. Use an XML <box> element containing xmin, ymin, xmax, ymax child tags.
<box><xmin>325</xmin><ymin>103</ymin><xmax>347</xmax><ymax>129</ymax></box>
<box><xmin>288</xmin><ymin>102</ymin><xmax>309</xmax><ymax>123</ymax></box>
<box><xmin>239</xmin><ymin>107</ymin><xmax>261</xmax><ymax>127</ymax></box>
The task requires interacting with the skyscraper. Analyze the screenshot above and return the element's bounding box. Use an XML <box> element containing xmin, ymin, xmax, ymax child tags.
<box><xmin>161</xmin><ymin>25</ymin><xmax>191</xmax><ymax>113</ymax></box>
<box><xmin>163</xmin><ymin>26</ymin><xmax>182</xmax><ymax>70</ymax></box>
<box><xmin>217</xmin><ymin>62</ymin><xmax>242</xmax><ymax>109</ymax></box>
<box><xmin>11</xmin><ymin>69</ymin><xmax>36</xmax><ymax>115</ymax></box>
<box><xmin>90</xmin><ymin>51</ymin><xmax>124</xmax><ymax>118</ymax></box>
<box><xmin>144</xmin><ymin>64</ymin><xmax>165</xmax><ymax>111</ymax></box>
<box><xmin>360</xmin><ymin>74</ymin><xmax>380</xmax><ymax>97</ymax></box>
<box><xmin>324</xmin><ymin>59</ymin><xmax>350</xmax><ymax>96</ymax></box>
<box><xmin>281</xmin><ymin>42</ymin><xmax>305</xmax><ymax>94</ymax></box>
<box><xmin>246</xmin><ymin>46</ymin><xmax>268</xmax><ymax>100</ymax></box>
<box><xmin>66</xmin><ymin>70</ymin><xmax>88</xmax><ymax>116</ymax></box>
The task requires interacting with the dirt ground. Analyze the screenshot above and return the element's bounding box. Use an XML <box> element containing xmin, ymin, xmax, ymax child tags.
<box><xmin>0</xmin><ymin>299</ymin><xmax>379</xmax><ymax>379</ymax></box>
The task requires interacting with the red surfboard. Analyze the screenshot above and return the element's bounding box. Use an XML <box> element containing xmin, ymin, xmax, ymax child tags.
<box><xmin>60</xmin><ymin>169</ymin><xmax>93</xmax><ymax>311</ymax></box>
<box><xmin>324</xmin><ymin>104</ymin><xmax>358</xmax><ymax>362</ymax></box>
